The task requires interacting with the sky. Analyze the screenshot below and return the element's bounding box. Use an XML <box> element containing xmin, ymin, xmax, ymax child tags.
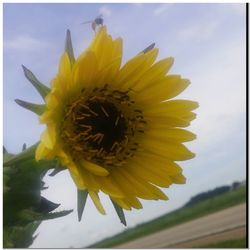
<box><xmin>3</xmin><ymin>3</ymin><xmax>246</xmax><ymax>248</ymax></box>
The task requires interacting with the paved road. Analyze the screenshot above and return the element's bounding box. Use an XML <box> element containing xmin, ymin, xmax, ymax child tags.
<box><xmin>172</xmin><ymin>226</ymin><xmax>246</xmax><ymax>248</ymax></box>
<box><xmin>116</xmin><ymin>203</ymin><xmax>246</xmax><ymax>248</ymax></box>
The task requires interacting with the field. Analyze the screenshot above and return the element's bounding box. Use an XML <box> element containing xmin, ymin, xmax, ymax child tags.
<box><xmin>89</xmin><ymin>185</ymin><xmax>246</xmax><ymax>248</ymax></box>
<box><xmin>195</xmin><ymin>237</ymin><xmax>246</xmax><ymax>248</ymax></box>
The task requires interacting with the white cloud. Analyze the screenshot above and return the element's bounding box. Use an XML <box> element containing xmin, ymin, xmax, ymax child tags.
<box><xmin>4</xmin><ymin>35</ymin><xmax>48</xmax><ymax>51</ymax></box>
<box><xmin>183</xmin><ymin>36</ymin><xmax>245</xmax><ymax>153</ymax></box>
<box><xmin>99</xmin><ymin>5</ymin><xmax>112</xmax><ymax>17</ymax></box>
<box><xmin>133</xmin><ymin>3</ymin><xmax>144</xmax><ymax>8</ymax></box>
<box><xmin>153</xmin><ymin>3</ymin><xmax>172</xmax><ymax>16</ymax></box>
<box><xmin>178</xmin><ymin>19</ymin><xmax>220</xmax><ymax>42</ymax></box>
<box><xmin>226</xmin><ymin>3</ymin><xmax>246</xmax><ymax>16</ymax></box>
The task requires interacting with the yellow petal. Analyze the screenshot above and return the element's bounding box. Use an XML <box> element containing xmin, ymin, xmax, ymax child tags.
<box><xmin>144</xmin><ymin>100</ymin><xmax>199</xmax><ymax>115</ymax></box>
<box><xmin>58</xmin><ymin>52</ymin><xmax>72</xmax><ymax>85</ymax></box>
<box><xmin>125</xmin><ymin>196</ymin><xmax>143</xmax><ymax>209</ymax></box>
<box><xmin>163</xmin><ymin>78</ymin><xmax>190</xmax><ymax>100</ymax></box>
<box><xmin>78</xmin><ymin>168</ymin><xmax>100</xmax><ymax>191</ymax></box>
<box><xmin>139</xmin><ymin>77</ymin><xmax>190</xmax><ymax>103</ymax></box>
<box><xmin>171</xmin><ymin>174</ymin><xmax>186</xmax><ymax>184</ymax></box>
<box><xmin>89</xmin><ymin>26</ymin><xmax>122</xmax><ymax>79</ymax></box>
<box><xmin>50</xmin><ymin>76</ymin><xmax>70</xmax><ymax>101</ymax></box>
<box><xmin>98</xmin><ymin>34</ymin><xmax>113</xmax><ymax>70</ymax></box>
<box><xmin>100</xmin><ymin>38</ymin><xmax>123</xmax><ymax>81</ymax></box>
<box><xmin>112</xmin><ymin>170</ymin><xmax>152</xmax><ymax>199</ymax></box>
<box><xmin>121</xmin><ymin>48</ymin><xmax>159</xmax><ymax>88</ymax></box>
<box><xmin>145</xmin><ymin>128</ymin><xmax>196</xmax><ymax>142</ymax></box>
<box><xmin>96</xmin><ymin>176</ymin><xmax>124</xmax><ymax>198</ymax></box>
<box><xmin>148</xmin><ymin>184</ymin><xmax>168</xmax><ymax>200</ymax></box>
<box><xmin>181</xmin><ymin>112</ymin><xmax>197</xmax><ymax>122</ymax></box>
<box><xmin>116</xmin><ymin>54</ymin><xmax>145</xmax><ymax>83</ymax></box>
<box><xmin>126</xmin><ymin>164</ymin><xmax>172</xmax><ymax>188</ymax></box>
<box><xmin>110</xmin><ymin>38</ymin><xmax>123</xmax><ymax>76</ymax></box>
<box><xmin>45</xmin><ymin>92</ymin><xmax>59</xmax><ymax>109</ymax></box>
<box><xmin>95</xmin><ymin>56</ymin><xmax>122</xmax><ymax>86</ymax></box>
<box><xmin>35</xmin><ymin>142</ymin><xmax>49</xmax><ymax>161</ymax></box>
<box><xmin>81</xmin><ymin>160</ymin><xmax>109</xmax><ymax>176</ymax></box>
<box><xmin>89</xmin><ymin>26</ymin><xmax>108</xmax><ymax>58</ymax></box>
<box><xmin>111</xmin><ymin>198</ymin><xmax>132</xmax><ymax>210</ymax></box>
<box><xmin>39</xmin><ymin>110</ymin><xmax>52</xmax><ymax>124</ymax></box>
<box><xmin>89</xmin><ymin>191</ymin><xmax>106</xmax><ymax>215</ymax></box>
<box><xmin>73</xmin><ymin>50</ymin><xmax>98</xmax><ymax>91</ymax></box>
<box><xmin>116</xmin><ymin>48</ymin><xmax>158</xmax><ymax>86</ymax></box>
<box><xmin>134</xmin><ymin>57</ymin><xmax>174</xmax><ymax>91</ymax></box>
<box><xmin>116</xmin><ymin>168</ymin><xmax>167</xmax><ymax>200</ymax></box>
<box><xmin>143</xmin><ymin>141</ymin><xmax>195</xmax><ymax>161</ymax></box>
<box><xmin>40</xmin><ymin>128</ymin><xmax>54</xmax><ymax>149</ymax></box>
<box><xmin>146</xmin><ymin>115</ymin><xmax>191</xmax><ymax>128</ymax></box>
<box><xmin>69</xmin><ymin>169</ymin><xmax>85</xmax><ymax>189</ymax></box>
<box><xmin>133</xmin><ymin>153</ymin><xmax>183</xmax><ymax>176</ymax></box>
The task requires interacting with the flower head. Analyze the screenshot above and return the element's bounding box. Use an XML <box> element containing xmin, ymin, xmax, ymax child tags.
<box><xmin>22</xmin><ymin>27</ymin><xmax>198</xmax><ymax>216</ymax></box>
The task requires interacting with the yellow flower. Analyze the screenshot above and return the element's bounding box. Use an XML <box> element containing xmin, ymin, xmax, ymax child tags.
<box><xmin>35</xmin><ymin>27</ymin><xmax>198</xmax><ymax>214</ymax></box>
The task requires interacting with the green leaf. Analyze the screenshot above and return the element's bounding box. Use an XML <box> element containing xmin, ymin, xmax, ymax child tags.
<box><xmin>140</xmin><ymin>43</ymin><xmax>155</xmax><ymax>54</ymax></box>
<box><xmin>77</xmin><ymin>189</ymin><xmax>88</xmax><ymax>221</ymax></box>
<box><xmin>3</xmin><ymin>146</ymin><xmax>15</xmax><ymax>162</ymax></box>
<box><xmin>65</xmin><ymin>29</ymin><xmax>75</xmax><ymax>66</ymax></box>
<box><xmin>3</xmin><ymin>144</ymin><xmax>72</xmax><ymax>248</ymax></box>
<box><xmin>3</xmin><ymin>143</ymin><xmax>55</xmax><ymax>172</ymax></box>
<box><xmin>3</xmin><ymin>152</ymin><xmax>15</xmax><ymax>163</ymax></box>
<box><xmin>41</xmin><ymin>209</ymin><xmax>73</xmax><ymax>220</ymax></box>
<box><xmin>19</xmin><ymin>208</ymin><xmax>73</xmax><ymax>222</ymax></box>
<box><xmin>15</xmin><ymin>99</ymin><xmax>45</xmax><ymax>115</ymax></box>
<box><xmin>24</xmin><ymin>222</ymin><xmax>41</xmax><ymax>244</ymax></box>
<box><xmin>3</xmin><ymin>167</ymin><xmax>12</xmax><ymax>193</ymax></box>
<box><xmin>3</xmin><ymin>222</ymin><xmax>41</xmax><ymax>248</ymax></box>
<box><xmin>22</xmin><ymin>65</ymin><xmax>50</xmax><ymax>100</ymax></box>
<box><xmin>25</xmin><ymin>221</ymin><xmax>41</xmax><ymax>235</ymax></box>
<box><xmin>19</xmin><ymin>209</ymin><xmax>43</xmax><ymax>222</ymax></box>
<box><xmin>4</xmin><ymin>143</ymin><xmax>38</xmax><ymax>166</ymax></box>
<box><xmin>110</xmin><ymin>199</ymin><xmax>127</xmax><ymax>226</ymax></box>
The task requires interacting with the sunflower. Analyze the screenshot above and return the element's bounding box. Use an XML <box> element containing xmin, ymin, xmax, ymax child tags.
<box><xmin>21</xmin><ymin>26</ymin><xmax>198</xmax><ymax>216</ymax></box>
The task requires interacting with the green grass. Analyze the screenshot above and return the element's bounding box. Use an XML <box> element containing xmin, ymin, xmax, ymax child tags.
<box><xmin>89</xmin><ymin>186</ymin><xmax>246</xmax><ymax>248</ymax></box>
<box><xmin>195</xmin><ymin>237</ymin><xmax>247</xmax><ymax>248</ymax></box>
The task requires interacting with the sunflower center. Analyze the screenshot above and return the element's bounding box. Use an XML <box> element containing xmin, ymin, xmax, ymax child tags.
<box><xmin>61</xmin><ymin>85</ymin><xmax>147</xmax><ymax>167</ymax></box>
<box><xmin>74</xmin><ymin>100</ymin><xmax>127</xmax><ymax>152</ymax></box>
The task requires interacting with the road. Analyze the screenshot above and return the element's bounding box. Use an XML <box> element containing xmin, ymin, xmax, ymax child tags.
<box><xmin>116</xmin><ymin>203</ymin><xmax>246</xmax><ymax>248</ymax></box>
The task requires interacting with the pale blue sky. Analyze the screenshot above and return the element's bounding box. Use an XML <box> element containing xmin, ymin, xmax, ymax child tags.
<box><xmin>3</xmin><ymin>3</ymin><xmax>246</xmax><ymax>248</ymax></box>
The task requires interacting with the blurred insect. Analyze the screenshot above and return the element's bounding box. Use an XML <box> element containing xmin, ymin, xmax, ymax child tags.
<box><xmin>81</xmin><ymin>15</ymin><xmax>104</xmax><ymax>32</ymax></box>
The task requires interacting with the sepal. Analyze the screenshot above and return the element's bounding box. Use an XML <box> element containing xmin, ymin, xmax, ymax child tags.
<box><xmin>65</xmin><ymin>29</ymin><xmax>75</xmax><ymax>66</ymax></box>
<box><xmin>49</xmin><ymin>162</ymin><xmax>66</xmax><ymax>176</ymax></box>
<box><xmin>110</xmin><ymin>199</ymin><xmax>127</xmax><ymax>226</ymax></box>
<box><xmin>77</xmin><ymin>189</ymin><xmax>88</xmax><ymax>221</ymax></box>
<box><xmin>22</xmin><ymin>65</ymin><xmax>50</xmax><ymax>100</ymax></box>
<box><xmin>42</xmin><ymin>209</ymin><xmax>73</xmax><ymax>220</ymax></box>
<box><xmin>140</xmin><ymin>43</ymin><xmax>155</xmax><ymax>54</ymax></box>
<box><xmin>19</xmin><ymin>208</ymin><xmax>73</xmax><ymax>222</ymax></box>
<box><xmin>15</xmin><ymin>99</ymin><xmax>45</xmax><ymax>115</ymax></box>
